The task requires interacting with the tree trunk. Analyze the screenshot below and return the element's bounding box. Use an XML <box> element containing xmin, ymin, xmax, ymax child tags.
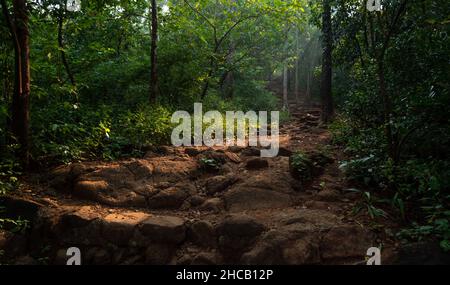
<box><xmin>150</xmin><ymin>0</ymin><xmax>158</xmax><ymax>103</ymax></box>
<box><xmin>283</xmin><ymin>65</ymin><xmax>288</xmax><ymax>111</ymax></box>
<box><xmin>320</xmin><ymin>0</ymin><xmax>334</xmax><ymax>123</ymax></box>
<box><xmin>294</xmin><ymin>29</ymin><xmax>300</xmax><ymax>103</ymax></box>
<box><xmin>377</xmin><ymin>59</ymin><xmax>395</xmax><ymax>160</ymax></box>
<box><xmin>1</xmin><ymin>0</ymin><xmax>30</xmax><ymax>167</ymax></box>
<box><xmin>305</xmin><ymin>70</ymin><xmax>311</xmax><ymax>104</ymax></box>
<box><xmin>57</xmin><ymin>6</ymin><xmax>76</xmax><ymax>94</ymax></box>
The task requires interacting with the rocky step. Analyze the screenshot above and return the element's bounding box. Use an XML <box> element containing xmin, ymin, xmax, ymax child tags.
<box><xmin>0</xmin><ymin>195</ymin><xmax>376</xmax><ymax>265</ymax></box>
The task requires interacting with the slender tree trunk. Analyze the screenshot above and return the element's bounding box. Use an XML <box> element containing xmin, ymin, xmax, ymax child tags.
<box><xmin>1</xmin><ymin>0</ymin><xmax>30</xmax><ymax>167</ymax></box>
<box><xmin>305</xmin><ymin>70</ymin><xmax>311</xmax><ymax>104</ymax></box>
<box><xmin>150</xmin><ymin>0</ymin><xmax>159</xmax><ymax>103</ymax></box>
<box><xmin>294</xmin><ymin>29</ymin><xmax>300</xmax><ymax>103</ymax></box>
<box><xmin>377</xmin><ymin>59</ymin><xmax>395</xmax><ymax>160</ymax></box>
<box><xmin>320</xmin><ymin>0</ymin><xmax>334</xmax><ymax>123</ymax></box>
<box><xmin>283</xmin><ymin>65</ymin><xmax>288</xmax><ymax>111</ymax></box>
<box><xmin>57</xmin><ymin>7</ymin><xmax>77</xmax><ymax>96</ymax></box>
<box><xmin>201</xmin><ymin>61</ymin><xmax>213</xmax><ymax>100</ymax></box>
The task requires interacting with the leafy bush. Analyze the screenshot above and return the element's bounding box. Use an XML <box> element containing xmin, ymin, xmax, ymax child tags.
<box><xmin>111</xmin><ymin>104</ymin><xmax>173</xmax><ymax>154</ymax></box>
<box><xmin>32</xmin><ymin>102</ymin><xmax>113</xmax><ymax>164</ymax></box>
<box><xmin>333</xmin><ymin>115</ymin><xmax>450</xmax><ymax>250</ymax></box>
<box><xmin>289</xmin><ymin>152</ymin><xmax>313</xmax><ymax>183</ymax></box>
<box><xmin>31</xmin><ymin>101</ymin><xmax>174</xmax><ymax>163</ymax></box>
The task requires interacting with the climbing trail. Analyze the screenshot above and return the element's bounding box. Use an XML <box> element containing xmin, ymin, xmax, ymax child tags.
<box><xmin>1</xmin><ymin>102</ymin><xmax>399</xmax><ymax>265</ymax></box>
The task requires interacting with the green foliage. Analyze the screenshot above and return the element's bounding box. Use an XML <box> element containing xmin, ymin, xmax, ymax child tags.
<box><xmin>345</xmin><ymin>188</ymin><xmax>387</xmax><ymax>219</ymax></box>
<box><xmin>112</xmin><ymin>104</ymin><xmax>173</xmax><ymax>155</ymax></box>
<box><xmin>31</xmin><ymin>101</ymin><xmax>174</xmax><ymax>164</ymax></box>
<box><xmin>331</xmin><ymin>0</ymin><xmax>450</xmax><ymax>251</ymax></box>
<box><xmin>199</xmin><ymin>157</ymin><xmax>221</xmax><ymax>172</ymax></box>
<box><xmin>290</xmin><ymin>152</ymin><xmax>313</xmax><ymax>182</ymax></box>
<box><xmin>0</xmin><ymin>145</ymin><xmax>20</xmax><ymax>195</ymax></box>
<box><xmin>0</xmin><ymin>212</ymin><xmax>30</xmax><ymax>234</ymax></box>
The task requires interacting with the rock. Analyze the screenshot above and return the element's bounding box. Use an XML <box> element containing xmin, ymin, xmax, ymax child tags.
<box><xmin>185</xmin><ymin>147</ymin><xmax>202</xmax><ymax>157</ymax></box>
<box><xmin>219</xmin><ymin>163</ymin><xmax>233</xmax><ymax>175</ymax></box>
<box><xmin>49</xmin><ymin>165</ymin><xmax>71</xmax><ymax>189</ymax></box>
<box><xmin>102</xmin><ymin>212</ymin><xmax>150</xmax><ymax>245</ymax></box>
<box><xmin>316</xmin><ymin>189</ymin><xmax>341</xmax><ymax>202</ymax></box>
<box><xmin>187</xmin><ymin>220</ymin><xmax>216</xmax><ymax>248</ymax></box>
<box><xmin>227</xmin><ymin>146</ymin><xmax>243</xmax><ymax>153</ymax></box>
<box><xmin>224</xmin><ymin>152</ymin><xmax>241</xmax><ymax>163</ymax></box>
<box><xmin>205</xmin><ymin>175</ymin><xmax>239</xmax><ymax>195</ymax></box>
<box><xmin>0</xmin><ymin>195</ymin><xmax>43</xmax><ymax>220</ymax></box>
<box><xmin>241</xmin><ymin>147</ymin><xmax>261</xmax><ymax>157</ymax></box>
<box><xmin>224</xmin><ymin>187</ymin><xmax>293</xmax><ymax>212</ymax></box>
<box><xmin>150</xmin><ymin>157</ymin><xmax>199</xmax><ymax>183</ymax></box>
<box><xmin>320</xmin><ymin>225</ymin><xmax>373</xmax><ymax>260</ymax></box>
<box><xmin>121</xmin><ymin>254</ymin><xmax>143</xmax><ymax>265</ymax></box>
<box><xmin>53</xmin><ymin>249</ymin><xmax>69</xmax><ymax>265</ymax></box>
<box><xmin>147</xmin><ymin>187</ymin><xmax>189</xmax><ymax>209</ymax></box>
<box><xmin>191</xmin><ymin>252</ymin><xmax>218</xmax><ymax>265</ymax></box>
<box><xmin>0</xmin><ymin>232</ymin><xmax>27</xmax><ymax>258</ymax></box>
<box><xmin>124</xmin><ymin>160</ymin><xmax>154</xmax><ymax>180</ymax></box>
<box><xmin>0</xmin><ymin>230</ymin><xmax>11</xmax><ymax>248</ymax></box>
<box><xmin>240</xmin><ymin>231</ymin><xmax>286</xmax><ymax>265</ymax></box>
<box><xmin>189</xmin><ymin>195</ymin><xmax>206</xmax><ymax>207</ymax></box>
<box><xmin>199</xmin><ymin>198</ymin><xmax>225</xmax><ymax>213</ymax></box>
<box><xmin>198</xmin><ymin>150</ymin><xmax>228</xmax><ymax>163</ymax></box>
<box><xmin>145</xmin><ymin>243</ymin><xmax>174</xmax><ymax>265</ymax></box>
<box><xmin>59</xmin><ymin>206</ymin><xmax>100</xmax><ymax>228</ymax></box>
<box><xmin>241</xmin><ymin>223</ymin><xmax>322</xmax><ymax>265</ymax></box>
<box><xmin>304</xmin><ymin>200</ymin><xmax>336</xmax><ymax>211</ymax></box>
<box><xmin>276</xmin><ymin>209</ymin><xmax>339</xmax><ymax>229</ymax></box>
<box><xmin>73</xmin><ymin>180</ymin><xmax>109</xmax><ymax>199</ymax></box>
<box><xmin>216</xmin><ymin>215</ymin><xmax>266</xmax><ymax>260</ymax></box>
<box><xmin>154</xmin><ymin>182</ymin><xmax>171</xmax><ymax>189</ymax></box>
<box><xmin>217</xmin><ymin>215</ymin><xmax>266</xmax><ymax>238</ymax></box>
<box><xmin>245</xmin><ymin>158</ymin><xmax>269</xmax><ymax>170</ymax></box>
<box><xmin>86</xmin><ymin>247</ymin><xmax>111</xmax><ymax>265</ymax></box>
<box><xmin>278</xmin><ymin>147</ymin><xmax>293</xmax><ymax>157</ymax></box>
<box><xmin>281</xmin><ymin>238</ymin><xmax>321</xmax><ymax>264</ymax></box>
<box><xmin>156</xmin><ymin>146</ymin><xmax>175</xmax><ymax>155</ymax></box>
<box><xmin>139</xmin><ymin>215</ymin><xmax>186</xmax><ymax>244</ymax></box>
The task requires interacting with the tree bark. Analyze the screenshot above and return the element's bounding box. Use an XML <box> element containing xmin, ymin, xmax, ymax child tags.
<box><xmin>57</xmin><ymin>6</ymin><xmax>76</xmax><ymax>89</ymax></box>
<box><xmin>283</xmin><ymin>65</ymin><xmax>288</xmax><ymax>111</ymax></box>
<box><xmin>294</xmin><ymin>29</ymin><xmax>300</xmax><ymax>103</ymax></box>
<box><xmin>150</xmin><ymin>0</ymin><xmax>159</xmax><ymax>103</ymax></box>
<box><xmin>305</xmin><ymin>69</ymin><xmax>311</xmax><ymax>104</ymax></box>
<box><xmin>1</xmin><ymin>0</ymin><xmax>30</xmax><ymax>167</ymax></box>
<box><xmin>320</xmin><ymin>0</ymin><xmax>334</xmax><ymax>123</ymax></box>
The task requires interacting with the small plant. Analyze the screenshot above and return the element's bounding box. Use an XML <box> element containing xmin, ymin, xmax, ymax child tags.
<box><xmin>199</xmin><ymin>158</ymin><xmax>221</xmax><ymax>172</ymax></box>
<box><xmin>289</xmin><ymin>152</ymin><xmax>313</xmax><ymax>182</ymax></box>
<box><xmin>346</xmin><ymin>188</ymin><xmax>387</xmax><ymax>219</ymax></box>
<box><xmin>0</xmin><ymin>215</ymin><xmax>30</xmax><ymax>233</ymax></box>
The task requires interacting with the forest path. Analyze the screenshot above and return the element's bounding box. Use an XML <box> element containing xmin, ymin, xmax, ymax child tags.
<box><xmin>1</xmin><ymin>102</ymin><xmax>394</xmax><ymax>265</ymax></box>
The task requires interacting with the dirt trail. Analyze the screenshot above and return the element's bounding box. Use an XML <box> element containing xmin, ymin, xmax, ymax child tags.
<box><xmin>1</xmin><ymin>102</ymin><xmax>393</xmax><ymax>265</ymax></box>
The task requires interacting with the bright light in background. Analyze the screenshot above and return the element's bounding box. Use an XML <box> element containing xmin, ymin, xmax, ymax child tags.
<box><xmin>162</xmin><ymin>4</ymin><xmax>170</xmax><ymax>15</ymax></box>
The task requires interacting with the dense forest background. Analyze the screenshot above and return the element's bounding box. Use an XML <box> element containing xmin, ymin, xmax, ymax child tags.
<box><xmin>1</xmin><ymin>0</ymin><xmax>449</xmax><ymax>253</ymax></box>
